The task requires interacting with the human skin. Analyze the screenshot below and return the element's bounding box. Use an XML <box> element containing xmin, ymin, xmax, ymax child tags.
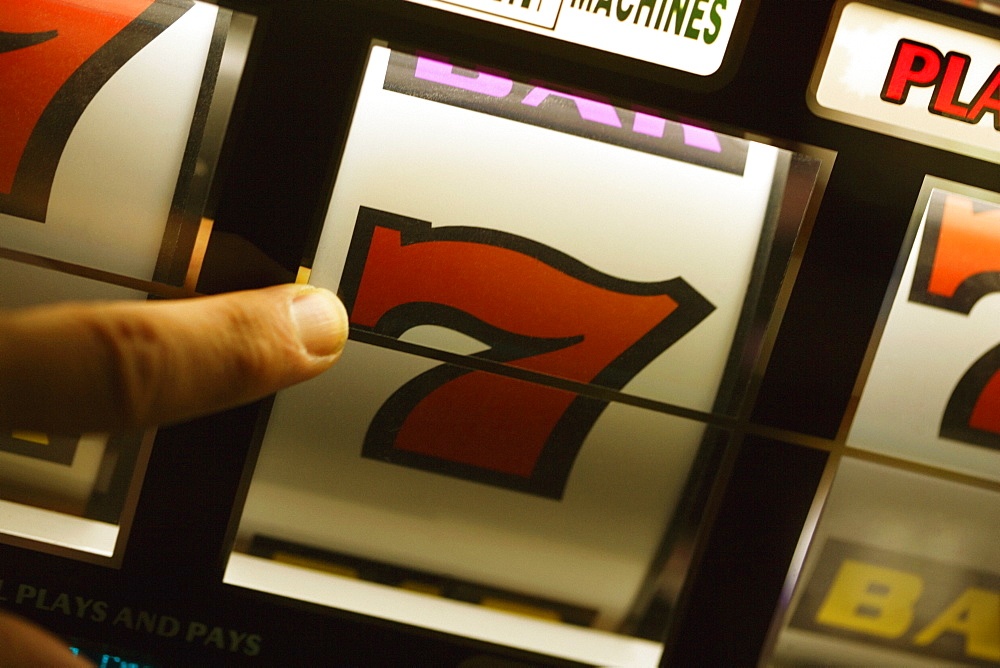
<box><xmin>0</xmin><ymin>284</ymin><xmax>348</xmax><ymax>667</ymax></box>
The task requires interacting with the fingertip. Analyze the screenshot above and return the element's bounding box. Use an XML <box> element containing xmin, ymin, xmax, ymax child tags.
<box><xmin>289</xmin><ymin>286</ymin><xmax>349</xmax><ymax>361</ymax></box>
<box><xmin>0</xmin><ymin>284</ymin><xmax>352</xmax><ymax>434</ymax></box>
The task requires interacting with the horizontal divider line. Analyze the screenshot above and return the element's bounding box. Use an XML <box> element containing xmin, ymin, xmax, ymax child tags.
<box><xmin>0</xmin><ymin>246</ymin><xmax>201</xmax><ymax>300</ymax></box>
<box><xmin>347</xmin><ymin>328</ymin><xmax>1000</xmax><ymax>493</ymax></box>
<box><xmin>350</xmin><ymin>326</ymin><xmax>739</xmax><ymax>429</ymax></box>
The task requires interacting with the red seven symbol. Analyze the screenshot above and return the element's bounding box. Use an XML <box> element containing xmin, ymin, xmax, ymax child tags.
<box><xmin>340</xmin><ymin>207</ymin><xmax>715</xmax><ymax>498</ymax></box>
<box><xmin>941</xmin><ymin>343</ymin><xmax>1000</xmax><ymax>450</ymax></box>
<box><xmin>910</xmin><ymin>191</ymin><xmax>1000</xmax><ymax>314</ymax></box>
<box><xmin>909</xmin><ymin>191</ymin><xmax>1000</xmax><ymax>450</ymax></box>
<box><xmin>0</xmin><ymin>0</ymin><xmax>191</xmax><ymax>222</ymax></box>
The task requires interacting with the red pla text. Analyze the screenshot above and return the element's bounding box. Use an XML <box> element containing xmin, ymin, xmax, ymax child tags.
<box><xmin>881</xmin><ymin>38</ymin><xmax>1000</xmax><ymax>129</ymax></box>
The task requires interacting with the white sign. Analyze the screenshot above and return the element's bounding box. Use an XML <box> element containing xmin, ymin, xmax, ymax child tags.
<box><xmin>403</xmin><ymin>0</ymin><xmax>743</xmax><ymax>75</ymax></box>
<box><xmin>809</xmin><ymin>1</ymin><xmax>1000</xmax><ymax>164</ymax></box>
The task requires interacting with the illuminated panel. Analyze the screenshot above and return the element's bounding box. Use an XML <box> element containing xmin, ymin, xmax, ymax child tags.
<box><xmin>0</xmin><ymin>1</ymin><xmax>249</xmax><ymax>284</ymax></box>
<box><xmin>325</xmin><ymin>48</ymin><xmax>780</xmax><ymax>416</ymax></box>
<box><xmin>771</xmin><ymin>458</ymin><xmax>1000</xmax><ymax>666</ymax></box>
<box><xmin>239</xmin><ymin>339</ymin><xmax>713</xmax><ymax>631</ymax></box>
<box><xmin>402</xmin><ymin>0</ymin><xmax>744</xmax><ymax>76</ymax></box>
<box><xmin>228</xmin><ymin>42</ymin><xmax>817</xmax><ymax>641</ymax></box>
<box><xmin>793</xmin><ymin>541</ymin><xmax>1000</xmax><ymax>665</ymax></box>
<box><xmin>809</xmin><ymin>0</ymin><xmax>1000</xmax><ymax>164</ymax></box>
<box><xmin>846</xmin><ymin>178</ymin><xmax>1000</xmax><ymax>480</ymax></box>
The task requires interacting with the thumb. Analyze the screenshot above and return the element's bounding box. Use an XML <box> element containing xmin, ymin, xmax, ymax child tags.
<box><xmin>0</xmin><ymin>284</ymin><xmax>348</xmax><ymax>434</ymax></box>
<box><xmin>0</xmin><ymin>610</ymin><xmax>94</xmax><ymax>667</ymax></box>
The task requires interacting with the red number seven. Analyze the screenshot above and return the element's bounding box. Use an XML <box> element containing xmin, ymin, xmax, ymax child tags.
<box><xmin>941</xmin><ymin>343</ymin><xmax>1000</xmax><ymax>449</ymax></box>
<box><xmin>910</xmin><ymin>191</ymin><xmax>1000</xmax><ymax>313</ymax></box>
<box><xmin>909</xmin><ymin>191</ymin><xmax>1000</xmax><ymax>450</ymax></box>
<box><xmin>340</xmin><ymin>207</ymin><xmax>714</xmax><ymax>498</ymax></box>
<box><xmin>0</xmin><ymin>0</ymin><xmax>190</xmax><ymax>222</ymax></box>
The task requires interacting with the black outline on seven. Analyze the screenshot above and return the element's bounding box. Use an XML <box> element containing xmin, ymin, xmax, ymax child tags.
<box><xmin>909</xmin><ymin>191</ymin><xmax>1000</xmax><ymax>315</ymax></box>
<box><xmin>908</xmin><ymin>190</ymin><xmax>1000</xmax><ymax>451</ymax></box>
<box><xmin>0</xmin><ymin>0</ymin><xmax>192</xmax><ymax>222</ymax></box>
<box><xmin>941</xmin><ymin>343</ymin><xmax>1000</xmax><ymax>451</ymax></box>
<box><xmin>0</xmin><ymin>30</ymin><xmax>59</xmax><ymax>54</ymax></box>
<box><xmin>339</xmin><ymin>207</ymin><xmax>715</xmax><ymax>498</ymax></box>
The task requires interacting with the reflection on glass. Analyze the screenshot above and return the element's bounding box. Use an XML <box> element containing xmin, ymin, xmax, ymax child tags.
<box><xmin>0</xmin><ymin>259</ymin><xmax>151</xmax><ymax>559</ymax></box>
<box><xmin>767</xmin><ymin>457</ymin><xmax>1000</xmax><ymax>667</ymax></box>
<box><xmin>0</xmin><ymin>0</ymin><xmax>255</xmax><ymax>560</ymax></box>
<box><xmin>224</xmin><ymin>43</ymin><xmax>824</xmax><ymax>663</ymax></box>
<box><xmin>0</xmin><ymin>0</ymin><xmax>253</xmax><ymax>287</ymax></box>
<box><xmin>845</xmin><ymin>178</ymin><xmax>1000</xmax><ymax>483</ymax></box>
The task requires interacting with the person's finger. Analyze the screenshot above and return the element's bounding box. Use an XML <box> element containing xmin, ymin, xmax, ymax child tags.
<box><xmin>0</xmin><ymin>284</ymin><xmax>348</xmax><ymax>434</ymax></box>
<box><xmin>0</xmin><ymin>610</ymin><xmax>94</xmax><ymax>667</ymax></box>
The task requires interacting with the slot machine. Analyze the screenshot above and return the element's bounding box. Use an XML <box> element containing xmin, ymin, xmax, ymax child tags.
<box><xmin>0</xmin><ymin>0</ymin><xmax>997</xmax><ymax>665</ymax></box>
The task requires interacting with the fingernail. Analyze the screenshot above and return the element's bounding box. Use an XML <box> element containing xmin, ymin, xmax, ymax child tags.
<box><xmin>290</xmin><ymin>288</ymin><xmax>348</xmax><ymax>358</ymax></box>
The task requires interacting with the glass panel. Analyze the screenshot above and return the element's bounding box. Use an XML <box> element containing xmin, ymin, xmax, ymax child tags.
<box><xmin>0</xmin><ymin>258</ymin><xmax>151</xmax><ymax>559</ymax></box>
<box><xmin>0</xmin><ymin>0</ymin><xmax>254</xmax><ymax>288</ymax></box>
<box><xmin>845</xmin><ymin>177</ymin><xmax>1000</xmax><ymax>481</ymax></box>
<box><xmin>318</xmin><ymin>46</ymin><xmax>812</xmax><ymax>420</ymax></box>
<box><xmin>225</xmin><ymin>42</ymin><xmax>825</xmax><ymax>663</ymax></box>
<box><xmin>767</xmin><ymin>457</ymin><xmax>1000</xmax><ymax>667</ymax></box>
<box><xmin>231</xmin><ymin>347</ymin><xmax>723</xmax><ymax>663</ymax></box>
<box><xmin>0</xmin><ymin>0</ymin><xmax>255</xmax><ymax>562</ymax></box>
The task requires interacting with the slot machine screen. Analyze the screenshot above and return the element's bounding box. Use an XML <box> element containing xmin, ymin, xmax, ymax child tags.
<box><xmin>1</xmin><ymin>0</ymin><xmax>995</xmax><ymax>665</ymax></box>
<box><xmin>222</xmin><ymin>39</ymin><xmax>824</xmax><ymax>661</ymax></box>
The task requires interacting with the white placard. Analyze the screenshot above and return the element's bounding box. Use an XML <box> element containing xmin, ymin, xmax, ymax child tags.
<box><xmin>403</xmin><ymin>0</ymin><xmax>744</xmax><ymax>75</ymax></box>
<box><xmin>810</xmin><ymin>1</ymin><xmax>1000</xmax><ymax>164</ymax></box>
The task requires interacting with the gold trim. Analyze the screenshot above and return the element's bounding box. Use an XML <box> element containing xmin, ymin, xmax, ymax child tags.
<box><xmin>183</xmin><ymin>216</ymin><xmax>215</xmax><ymax>292</ymax></box>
